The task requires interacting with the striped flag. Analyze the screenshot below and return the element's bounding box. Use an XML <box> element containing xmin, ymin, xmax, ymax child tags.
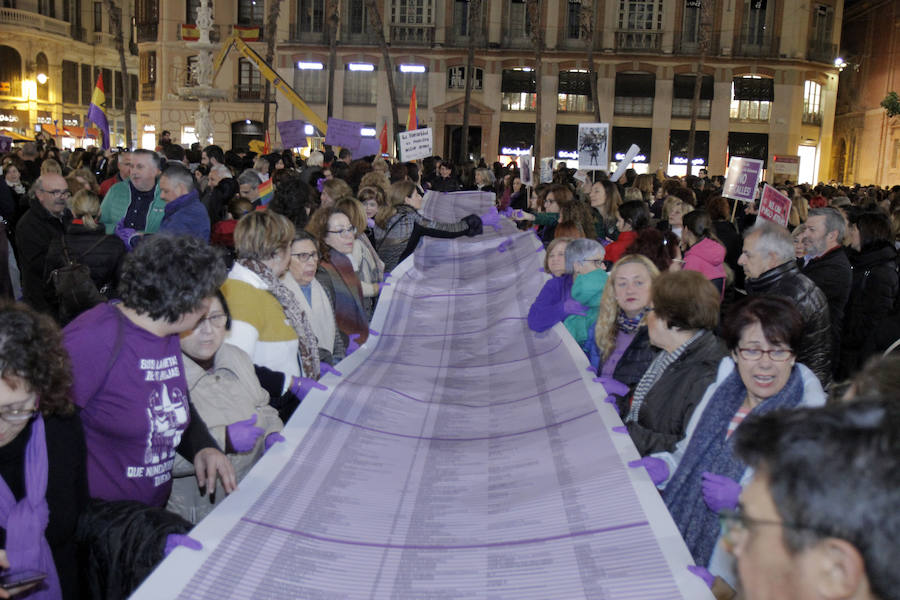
<box><xmin>257</xmin><ymin>177</ymin><xmax>273</xmax><ymax>206</ymax></box>
<box><xmin>406</xmin><ymin>86</ymin><xmax>418</xmax><ymax>132</ymax></box>
<box><xmin>86</xmin><ymin>73</ymin><xmax>110</xmax><ymax>150</ymax></box>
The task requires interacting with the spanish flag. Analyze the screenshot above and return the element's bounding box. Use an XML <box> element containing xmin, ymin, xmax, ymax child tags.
<box><xmin>87</xmin><ymin>73</ymin><xmax>110</xmax><ymax>150</ymax></box>
<box><xmin>406</xmin><ymin>86</ymin><xmax>417</xmax><ymax>132</ymax></box>
<box><xmin>234</xmin><ymin>25</ymin><xmax>260</xmax><ymax>41</ymax></box>
<box><xmin>181</xmin><ymin>24</ymin><xmax>200</xmax><ymax>41</ymax></box>
<box><xmin>379</xmin><ymin>122</ymin><xmax>388</xmax><ymax>155</ymax></box>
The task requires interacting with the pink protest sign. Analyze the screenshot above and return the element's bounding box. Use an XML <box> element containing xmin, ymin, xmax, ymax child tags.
<box><xmin>758</xmin><ymin>184</ymin><xmax>792</xmax><ymax>227</ymax></box>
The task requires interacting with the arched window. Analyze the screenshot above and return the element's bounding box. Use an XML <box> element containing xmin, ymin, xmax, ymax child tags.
<box><xmin>35</xmin><ymin>52</ymin><xmax>49</xmax><ymax>101</ymax></box>
<box><xmin>0</xmin><ymin>46</ymin><xmax>23</xmax><ymax>98</ymax></box>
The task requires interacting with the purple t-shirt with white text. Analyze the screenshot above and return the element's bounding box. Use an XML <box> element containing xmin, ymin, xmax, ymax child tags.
<box><xmin>63</xmin><ymin>303</ymin><xmax>190</xmax><ymax>507</ymax></box>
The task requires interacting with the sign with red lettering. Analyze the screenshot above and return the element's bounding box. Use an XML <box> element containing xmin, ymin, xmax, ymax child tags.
<box><xmin>758</xmin><ymin>184</ymin><xmax>792</xmax><ymax>227</ymax></box>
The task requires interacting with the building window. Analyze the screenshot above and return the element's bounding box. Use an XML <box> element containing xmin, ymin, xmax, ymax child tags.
<box><xmin>395</xmin><ymin>66</ymin><xmax>428</xmax><ymax>106</ymax></box>
<box><xmin>617</xmin><ymin>0</ymin><xmax>663</xmax><ymax>50</ymax></box>
<box><xmin>454</xmin><ymin>0</ymin><xmax>470</xmax><ymax>37</ymax></box>
<box><xmin>238</xmin><ymin>0</ymin><xmax>264</xmax><ymax>25</ymax></box>
<box><xmin>681</xmin><ymin>1</ymin><xmax>700</xmax><ymax>47</ymax></box>
<box><xmin>297</xmin><ymin>0</ymin><xmax>324</xmax><ymax>33</ymax></box>
<box><xmin>808</xmin><ymin>4</ymin><xmax>835</xmax><ymax>62</ymax></box>
<box><xmin>506</xmin><ymin>0</ymin><xmax>530</xmax><ymax>40</ymax></box>
<box><xmin>614</xmin><ymin>72</ymin><xmax>655</xmax><ymax>116</ymax></box>
<box><xmin>566</xmin><ymin>1</ymin><xmax>583</xmax><ymax>39</ymax></box>
<box><xmin>802</xmin><ymin>80</ymin><xmax>822</xmax><ymax>125</ymax></box>
<box><xmin>62</xmin><ymin>60</ymin><xmax>79</xmax><ymax>104</ymax></box>
<box><xmin>344</xmin><ymin>65</ymin><xmax>376</xmax><ymax>105</ymax></box>
<box><xmin>93</xmin><ymin>2</ymin><xmax>102</xmax><ymax>32</ymax></box>
<box><xmin>140</xmin><ymin>51</ymin><xmax>156</xmax><ymax>101</ymax></box>
<box><xmin>557</xmin><ymin>70</ymin><xmax>592</xmax><ymax>112</ymax></box>
<box><xmin>447</xmin><ymin>65</ymin><xmax>482</xmax><ymax>90</ymax></box>
<box><xmin>730</xmin><ymin>75</ymin><xmax>772</xmax><ymax>121</ymax></box>
<box><xmin>186</xmin><ymin>0</ymin><xmax>214</xmax><ymax>25</ymax></box>
<box><xmin>81</xmin><ymin>63</ymin><xmax>93</xmax><ymax>105</ymax></box>
<box><xmin>501</xmin><ymin>68</ymin><xmax>536</xmax><ymax>111</ymax></box>
<box><xmin>38</xmin><ymin>0</ymin><xmax>55</xmax><ymax>18</ymax></box>
<box><xmin>237</xmin><ymin>58</ymin><xmax>261</xmax><ymax>99</ymax></box>
<box><xmin>347</xmin><ymin>0</ymin><xmax>368</xmax><ymax>35</ymax></box>
<box><xmin>672</xmin><ymin>74</ymin><xmax>713</xmax><ymax>118</ymax></box>
<box><xmin>186</xmin><ymin>55</ymin><xmax>199</xmax><ymax>86</ymax></box>
<box><xmin>391</xmin><ymin>0</ymin><xmax>434</xmax><ymax>25</ymax></box>
<box><xmin>135</xmin><ymin>0</ymin><xmax>159</xmax><ymax>42</ymax></box>
<box><xmin>294</xmin><ymin>63</ymin><xmax>326</xmax><ymax>103</ymax></box>
<box><xmin>114</xmin><ymin>70</ymin><xmax>123</xmax><ymax>109</ymax></box>
<box><xmin>742</xmin><ymin>0</ymin><xmax>772</xmax><ymax>46</ymax></box>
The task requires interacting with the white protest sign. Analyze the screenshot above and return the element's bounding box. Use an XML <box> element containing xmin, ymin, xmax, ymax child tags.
<box><xmin>540</xmin><ymin>158</ymin><xmax>554</xmax><ymax>183</ymax></box>
<box><xmin>520</xmin><ymin>147</ymin><xmax>534</xmax><ymax>187</ymax></box>
<box><xmin>577</xmin><ymin>123</ymin><xmax>609</xmax><ymax>171</ymax></box>
<box><xmin>398</xmin><ymin>128</ymin><xmax>433</xmax><ymax>162</ymax></box>
<box><xmin>610</xmin><ymin>144</ymin><xmax>641</xmax><ymax>182</ymax></box>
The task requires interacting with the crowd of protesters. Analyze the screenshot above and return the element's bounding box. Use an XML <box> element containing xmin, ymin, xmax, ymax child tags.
<box><xmin>0</xmin><ymin>131</ymin><xmax>897</xmax><ymax>600</ymax></box>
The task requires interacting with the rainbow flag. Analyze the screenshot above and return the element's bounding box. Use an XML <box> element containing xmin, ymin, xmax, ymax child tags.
<box><xmin>86</xmin><ymin>73</ymin><xmax>110</xmax><ymax>150</ymax></box>
<box><xmin>406</xmin><ymin>86</ymin><xmax>418</xmax><ymax>132</ymax></box>
<box><xmin>257</xmin><ymin>177</ymin><xmax>273</xmax><ymax>206</ymax></box>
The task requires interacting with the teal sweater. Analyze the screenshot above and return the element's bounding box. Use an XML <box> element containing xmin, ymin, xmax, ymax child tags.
<box><xmin>99</xmin><ymin>180</ymin><xmax>165</xmax><ymax>234</ymax></box>
<box><xmin>564</xmin><ymin>268</ymin><xmax>609</xmax><ymax>349</ymax></box>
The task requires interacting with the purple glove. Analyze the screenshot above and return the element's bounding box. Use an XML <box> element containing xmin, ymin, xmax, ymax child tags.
<box><xmin>687</xmin><ymin>565</ymin><xmax>715</xmax><ymax>589</ymax></box>
<box><xmin>384</xmin><ymin>272</ymin><xmax>392</xmax><ymax>279</ymax></box>
<box><xmin>628</xmin><ymin>456</ymin><xmax>670</xmax><ymax>486</ymax></box>
<box><xmin>479</xmin><ymin>207</ymin><xmax>502</xmax><ymax>232</ymax></box>
<box><xmin>603</xmin><ymin>395</ymin><xmax>618</xmax><ymax>405</ymax></box>
<box><xmin>164</xmin><ymin>533</ymin><xmax>203</xmax><ymax>557</ymax></box>
<box><xmin>290</xmin><ymin>376</ymin><xmax>328</xmax><ymax>401</ymax></box>
<box><xmin>265</xmin><ymin>432</ymin><xmax>286</xmax><ymax>452</ymax></box>
<box><xmin>497</xmin><ymin>239</ymin><xmax>513</xmax><ymax>253</ymax></box>
<box><xmin>592</xmin><ymin>377</ymin><xmax>629</xmax><ymax>397</ymax></box>
<box><xmin>509</xmin><ymin>209</ymin><xmax>526</xmax><ymax>220</ymax></box>
<box><xmin>347</xmin><ymin>333</ymin><xmax>361</xmax><ymax>355</ymax></box>
<box><xmin>319</xmin><ymin>363</ymin><xmax>342</xmax><ymax>377</ymax></box>
<box><xmin>115</xmin><ymin>219</ymin><xmax>138</xmax><ymax>249</ymax></box>
<box><xmin>563</xmin><ymin>298</ymin><xmax>588</xmax><ymax>317</ymax></box>
<box><xmin>227</xmin><ymin>414</ymin><xmax>265</xmax><ymax>453</ymax></box>
<box><xmin>369</xmin><ymin>328</ymin><xmax>380</xmax><ymax>336</ymax></box>
<box><xmin>366</xmin><ymin>217</ymin><xmax>375</xmax><ymax>229</ymax></box>
<box><xmin>500</xmin><ymin>206</ymin><xmax>514</xmax><ymax>218</ymax></box>
<box><xmin>701</xmin><ymin>472</ymin><xmax>742</xmax><ymax>513</ymax></box>
<box><xmin>612</xmin><ymin>426</ymin><xmax>627</xmax><ymax>434</ymax></box>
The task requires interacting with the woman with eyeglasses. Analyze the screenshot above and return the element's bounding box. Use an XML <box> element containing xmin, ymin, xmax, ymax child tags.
<box><xmin>306</xmin><ymin>206</ymin><xmax>370</xmax><ymax>349</ymax></box>
<box><xmin>167</xmin><ymin>291</ymin><xmax>283</xmax><ymax>525</ymax></box>
<box><xmin>562</xmin><ymin>239</ymin><xmax>609</xmax><ymax>351</ymax></box>
<box><xmin>222</xmin><ymin>211</ymin><xmax>321</xmax><ymax>389</ymax></box>
<box><xmin>623</xmin><ymin>270</ymin><xmax>726</xmax><ymax>456</ymax></box>
<box><xmin>335</xmin><ymin>197</ymin><xmax>385</xmax><ymax>319</ymax></box>
<box><xmin>649</xmin><ymin>295</ymin><xmax>825</xmax><ymax>589</ymax></box>
<box><xmin>283</xmin><ymin>231</ymin><xmax>343</xmax><ymax>365</ymax></box>
<box><xmin>527</xmin><ymin>238</ymin><xmax>578</xmax><ymax>334</ymax></box>
<box><xmin>0</xmin><ymin>302</ymin><xmax>87</xmax><ymax>599</ymax></box>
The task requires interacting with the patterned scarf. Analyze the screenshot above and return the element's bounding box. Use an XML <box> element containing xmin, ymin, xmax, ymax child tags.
<box><xmin>626</xmin><ymin>329</ymin><xmax>704</xmax><ymax>423</ymax></box>
<box><xmin>0</xmin><ymin>415</ymin><xmax>63</xmax><ymax>599</ymax></box>
<box><xmin>616</xmin><ymin>307</ymin><xmax>650</xmax><ymax>335</ymax></box>
<box><xmin>322</xmin><ymin>249</ymin><xmax>370</xmax><ymax>345</ymax></box>
<box><xmin>238</xmin><ymin>258</ymin><xmax>320</xmax><ymax>379</ymax></box>
<box><xmin>661</xmin><ymin>365</ymin><xmax>805</xmax><ymax>566</ymax></box>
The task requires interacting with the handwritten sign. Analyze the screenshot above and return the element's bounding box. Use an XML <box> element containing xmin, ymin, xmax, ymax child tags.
<box><xmin>723</xmin><ymin>157</ymin><xmax>764</xmax><ymax>203</ymax></box>
<box><xmin>357</xmin><ymin>137</ymin><xmax>381</xmax><ymax>157</ymax></box>
<box><xmin>277</xmin><ymin>120</ymin><xmax>307</xmax><ymax>149</ymax></box>
<box><xmin>398</xmin><ymin>128</ymin><xmax>433</xmax><ymax>162</ymax></box>
<box><xmin>324</xmin><ymin>117</ymin><xmax>364</xmax><ymax>152</ymax></box>
<box><xmin>758</xmin><ymin>184</ymin><xmax>792</xmax><ymax>227</ymax></box>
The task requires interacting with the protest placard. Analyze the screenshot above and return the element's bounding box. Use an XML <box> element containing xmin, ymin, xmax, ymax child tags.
<box><xmin>577</xmin><ymin>123</ymin><xmax>609</xmax><ymax>171</ymax></box>
<box><xmin>723</xmin><ymin>157</ymin><xmax>764</xmax><ymax>203</ymax></box>
<box><xmin>758</xmin><ymin>184</ymin><xmax>792</xmax><ymax>227</ymax></box>
<box><xmin>610</xmin><ymin>144</ymin><xmax>641</xmax><ymax>182</ymax></box>
<box><xmin>324</xmin><ymin>117</ymin><xmax>364</xmax><ymax>152</ymax></box>
<box><xmin>277</xmin><ymin>120</ymin><xmax>307</xmax><ymax>149</ymax></box>
<box><xmin>520</xmin><ymin>147</ymin><xmax>534</xmax><ymax>186</ymax></box>
<box><xmin>398</xmin><ymin>128</ymin><xmax>433</xmax><ymax>161</ymax></box>
<box><xmin>540</xmin><ymin>158</ymin><xmax>554</xmax><ymax>183</ymax></box>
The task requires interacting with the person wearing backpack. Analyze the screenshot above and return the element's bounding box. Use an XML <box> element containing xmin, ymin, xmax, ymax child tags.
<box><xmin>43</xmin><ymin>190</ymin><xmax>126</xmax><ymax>325</ymax></box>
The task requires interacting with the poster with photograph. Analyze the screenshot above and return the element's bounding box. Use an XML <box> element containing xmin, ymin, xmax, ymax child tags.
<box><xmin>520</xmin><ymin>147</ymin><xmax>534</xmax><ymax>186</ymax></box>
<box><xmin>577</xmin><ymin>123</ymin><xmax>609</xmax><ymax>171</ymax></box>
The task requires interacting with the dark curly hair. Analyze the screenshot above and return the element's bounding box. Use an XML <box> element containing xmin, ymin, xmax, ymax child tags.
<box><xmin>269</xmin><ymin>174</ymin><xmax>316</xmax><ymax>231</ymax></box>
<box><xmin>0</xmin><ymin>301</ymin><xmax>73</xmax><ymax>416</ymax></box>
<box><xmin>117</xmin><ymin>235</ymin><xmax>227</xmax><ymax>323</ymax></box>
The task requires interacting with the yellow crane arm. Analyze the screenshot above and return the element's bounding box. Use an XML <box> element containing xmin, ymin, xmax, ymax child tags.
<box><xmin>212</xmin><ymin>34</ymin><xmax>328</xmax><ymax>134</ymax></box>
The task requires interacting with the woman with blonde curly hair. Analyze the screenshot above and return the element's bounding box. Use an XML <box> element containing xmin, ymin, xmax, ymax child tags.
<box><xmin>585</xmin><ymin>254</ymin><xmax>660</xmax><ymax>393</ymax></box>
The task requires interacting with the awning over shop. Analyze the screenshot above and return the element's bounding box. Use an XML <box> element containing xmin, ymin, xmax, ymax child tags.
<box><xmin>611</xmin><ymin>127</ymin><xmax>651</xmax><ymax>163</ymax></box>
<box><xmin>0</xmin><ymin>129</ymin><xmax>32</xmax><ymax>141</ymax></box>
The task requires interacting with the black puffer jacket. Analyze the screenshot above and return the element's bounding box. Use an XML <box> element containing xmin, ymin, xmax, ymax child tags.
<box><xmin>745</xmin><ymin>260</ymin><xmax>832</xmax><ymax>387</ymax></box>
<box><xmin>15</xmin><ymin>195</ymin><xmax>72</xmax><ymax>312</ymax></box>
<box><xmin>44</xmin><ymin>223</ymin><xmax>126</xmax><ymax>294</ymax></box>
<box><xmin>626</xmin><ymin>330</ymin><xmax>726</xmax><ymax>456</ymax></box>
<box><xmin>802</xmin><ymin>246</ymin><xmax>852</xmax><ymax>371</ymax></box>
<box><xmin>840</xmin><ymin>243</ymin><xmax>899</xmax><ymax>377</ymax></box>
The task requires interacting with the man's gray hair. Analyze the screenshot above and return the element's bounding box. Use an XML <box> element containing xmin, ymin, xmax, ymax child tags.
<box><xmin>132</xmin><ymin>148</ymin><xmax>161</xmax><ymax>170</ymax></box>
<box><xmin>745</xmin><ymin>221</ymin><xmax>795</xmax><ymax>264</ymax></box>
<box><xmin>306</xmin><ymin>151</ymin><xmax>324</xmax><ymax>167</ymax></box>
<box><xmin>564</xmin><ymin>238</ymin><xmax>605</xmax><ymax>274</ymax></box>
<box><xmin>237</xmin><ymin>169</ymin><xmax>262</xmax><ymax>189</ymax></box>
<box><xmin>161</xmin><ymin>163</ymin><xmax>195</xmax><ymax>192</ymax></box>
<box><xmin>210</xmin><ymin>163</ymin><xmax>231</xmax><ymax>178</ymax></box>
<box><xmin>808</xmin><ymin>206</ymin><xmax>846</xmax><ymax>242</ymax></box>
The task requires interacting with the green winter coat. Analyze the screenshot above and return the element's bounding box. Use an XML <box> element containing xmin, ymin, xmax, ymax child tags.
<box><xmin>99</xmin><ymin>180</ymin><xmax>165</xmax><ymax>234</ymax></box>
<box><xmin>564</xmin><ymin>267</ymin><xmax>609</xmax><ymax>348</ymax></box>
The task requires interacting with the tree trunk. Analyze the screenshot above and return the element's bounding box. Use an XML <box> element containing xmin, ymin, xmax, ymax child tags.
<box><xmin>262</xmin><ymin>0</ymin><xmax>284</xmax><ymax>145</ymax></box>
<box><xmin>326</xmin><ymin>0</ymin><xmax>339</xmax><ymax>120</ymax></box>
<box><xmin>366</xmin><ymin>0</ymin><xmax>400</xmax><ymax>144</ymax></box>
<box><xmin>527</xmin><ymin>0</ymin><xmax>545</xmax><ymax>161</ymax></box>
<box><xmin>104</xmin><ymin>0</ymin><xmax>132</xmax><ymax>148</ymax></box>
<box><xmin>460</xmin><ymin>0</ymin><xmax>482</xmax><ymax>164</ymax></box>
<box><xmin>686</xmin><ymin>1</ymin><xmax>710</xmax><ymax>176</ymax></box>
<box><xmin>588</xmin><ymin>0</ymin><xmax>602</xmax><ymax>122</ymax></box>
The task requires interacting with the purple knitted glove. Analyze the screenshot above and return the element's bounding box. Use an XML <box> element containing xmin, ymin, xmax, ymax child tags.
<box><xmin>592</xmin><ymin>377</ymin><xmax>629</xmax><ymax>397</ymax></box>
<box><xmin>226</xmin><ymin>414</ymin><xmax>265</xmax><ymax>453</ymax></box>
<box><xmin>290</xmin><ymin>376</ymin><xmax>328</xmax><ymax>401</ymax></box>
<box><xmin>563</xmin><ymin>298</ymin><xmax>588</xmax><ymax>317</ymax></box>
<box><xmin>701</xmin><ymin>472</ymin><xmax>742</xmax><ymax>513</ymax></box>
<box><xmin>603</xmin><ymin>395</ymin><xmax>618</xmax><ymax>406</ymax></box>
<box><xmin>612</xmin><ymin>426</ymin><xmax>628</xmax><ymax>434</ymax></box>
<box><xmin>347</xmin><ymin>333</ymin><xmax>361</xmax><ymax>355</ymax></box>
<box><xmin>114</xmin><ymin>219</ymin><xmax>138</xmax><ymax>249</ymax></box>
<box><xmin>479</xmin><ymin>207</ymin><xmax>502</xmax><ymax>231</ymax></box>
<box><xmin>319</xmin><ymin>363</ymin><xmax>342</xmax><ymax>377</ymax></box>
<box><xmin>500</xmin><ymin>206</ymin><xmax>514</xmax><ymax>218</ymax></box>
<box><xmin>164</xmin><ymin>534</ymin><xmax>203</xmax><ymax>557</ymax></box>
<box><xmin>628</xmin><ymin>456</ymin><xmax>670</xmax><ymax>486</ymax></box>
<box><xmin>264</xmin><ymin>432</ymin><xmax>286</xmax><ymax>452</ymax></box>
<box><xmin>687</xmin><ymin>565</ymin><xmax>715</xmax><ymax>589</ymax></box>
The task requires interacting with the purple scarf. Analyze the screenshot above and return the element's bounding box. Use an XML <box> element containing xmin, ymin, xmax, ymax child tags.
<box><xmin>0</xmin><ymin>415</ymin><xmax>62</xmax><ymax>599</ymax></box>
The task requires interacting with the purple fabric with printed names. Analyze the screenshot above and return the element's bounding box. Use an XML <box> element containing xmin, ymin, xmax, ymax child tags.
<box><xmin>174</xmin><ymin>191</ymin><xmax>687</xmax><ymax>599</ymax></box>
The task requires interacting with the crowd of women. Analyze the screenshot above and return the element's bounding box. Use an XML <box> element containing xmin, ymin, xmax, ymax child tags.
<box><xmin>0</xmin><ymin>134</ymin><xmax>899</xmax><ymax>599</ymax></box>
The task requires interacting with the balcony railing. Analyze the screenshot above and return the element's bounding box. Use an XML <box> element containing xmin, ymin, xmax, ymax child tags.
<box><xmin>343</xmin><ymin>29</ymin><xmax>380</xmax><ymax>45</ymax></box>
<box><xmin>802</xmin><ymin>111</ymin><xmax>823</xmax><ymax>126</ymax></box>
<box><xmin>136</xmin><ymin>22</ymin><xmax>157</xmax><ymax>43</ymax></box>
<box><xmin>290</xmin><ymin>26</ymin><xmax>326</xmax><ymax>43</ymax></box>
<box><xmin>0</xmin><ymin>7</ymin><xmax>69</xmax><ymax>36</ymax></box>
<box><xmin>807</xmin><ymin>40</ymin><xmax>837</xmax><ymax>64</ymax></box>
<box><xmin>390</xmin><ymin>23</ymin><xmax>434</xmax><ymax>46</ymax></box>
<box><xmin>674</xmin><ymin>37</ymin><xmax>719</xmax><ymax>56</ymax></box>
<box><xmin>616</xmin><ymin>30</ymin><xmax>662</xmax><ymax>52</ymax></box>
<box><xmin>734</xmin><ymin>32</ymin><xmax>779</xmax><ymax>58</ymax></box>
<box><xmin>235</xmin><ymin>84</ymin><xmax>263</xmax><ymax>101</ymax></box>
<box><xmin>141</xmin><ymin>82</ymin><xmax>155</xmax><ymax>101</ymax></box>
<box><xmin>179</xmin><ymin>23</ymin><xmax>222</xmax><ymax>42</ymax></box>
